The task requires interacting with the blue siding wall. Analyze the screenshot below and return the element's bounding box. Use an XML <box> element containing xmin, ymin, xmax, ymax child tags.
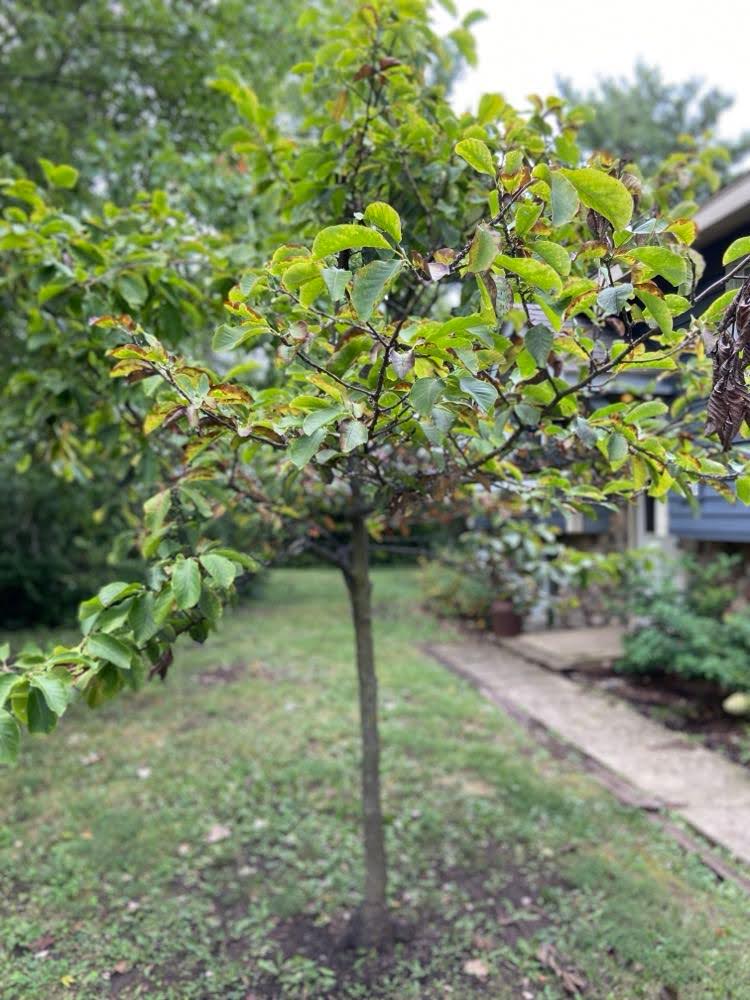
<box><xmin>668</xmin><ymin>486</ymin><xmax>750</xmax><ymax>541</ymax></box>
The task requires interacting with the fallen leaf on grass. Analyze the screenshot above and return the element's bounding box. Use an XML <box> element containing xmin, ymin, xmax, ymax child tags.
<box><xmin>464</xmin><ymin>958</ymin><xmax>489</xmax><ymax>980</ymax></box>
<box><xmin>537</xmin><ymin>943</ymin><xmax>587</xmax><ymax>995</ymax></box>
<box><xmin>80</xmin><ymin>752</ymin><xmax>102</xmax><ymax>766</ymax></box>
<box><xmin>205</xmin><ymin>823</ymin><xmax>232</xmax><ymax>844</ymax></box>
<box><xmin>112</xmin><ymin>961</ymin><xmax>131</xmax><ymax>975</ymax></box>
<box><xmin>472</xmin><ymin>932</ymin><xmax>494</xmax><ymax>950</ymax></box>
<box><xmin>27</xmin><ymin>934</ymin><xmax>55</xmax><ymax>953</ymax></box>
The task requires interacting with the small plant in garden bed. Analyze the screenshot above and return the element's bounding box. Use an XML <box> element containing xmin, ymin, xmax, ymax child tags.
<box><xmin>617</xmin><ymin>553</ymin><xmax>750</xmax><ymax>692</ymax></box>
<box><xmin>421</xmin><ymin>508</ymin><xmax>656</xmax><ymax>631</ymax></box>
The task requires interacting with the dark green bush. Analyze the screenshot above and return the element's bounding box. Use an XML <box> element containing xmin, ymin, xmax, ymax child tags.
<box><xmin>0</xmin><ymin>466</ymin><xmax>141</xmax><ymax>628</ymax></box>
<box><xmin>617</xmin><ymin>553</ymin><xmax>750</xmax><ymax>691</ymax></box>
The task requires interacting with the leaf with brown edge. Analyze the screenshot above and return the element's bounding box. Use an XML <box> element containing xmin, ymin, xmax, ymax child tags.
<box><xmin>466</xmin><ymin>225</ymin><xmax>500</xmax><ymax>273</ymax></box>
<box><xmin>208</xmin><ymin>383</ymin><xmax>254</xmax><ymax>405</ymax></box>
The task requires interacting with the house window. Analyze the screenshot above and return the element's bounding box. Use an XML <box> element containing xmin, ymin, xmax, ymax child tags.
<box><xmin>644</xmin><ymin>495</ymin><xmax>656</xmax><ymax>534</ymax></box>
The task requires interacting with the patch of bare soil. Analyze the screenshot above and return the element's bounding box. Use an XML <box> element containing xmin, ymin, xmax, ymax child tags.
<box><xmin>198</xmin><ymin>661</ymin><xmax>247</xmax><ymax>685</ymax></box>
<box><xmin>243</xmin><ymin>846</ymin><xmax>585</xmax><ymax>998</ymax></box>
<box><xmin>573</xmin><ymin>670</ymin><xmax>750</xmax><ymax>768</ymax></box>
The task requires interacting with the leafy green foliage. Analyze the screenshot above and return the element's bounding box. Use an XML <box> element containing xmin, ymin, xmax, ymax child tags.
<box><xmin>2</xmin><ymin>1</ymin><xmax>749</xmax><ymax>778</ymax></box>
<box><xmin>3</xmin><ymin>570</ymin><xmax>750</xmax><ymax>997</ymax></box>
<box><xmin>618</xmin><ymin>554</ymin><xmax>750</xmax><ymax>690</ymax></box>
<box><xmin>0</xmin><ymin>0</ymin><xmax>323</xmax><ymax>203</ymax></box>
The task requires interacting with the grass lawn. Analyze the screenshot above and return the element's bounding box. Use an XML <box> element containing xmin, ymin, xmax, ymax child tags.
<box><xmin>1</xmin><ymin>567</ymin><xmax>749</xmax><ymax>999</ymax></box>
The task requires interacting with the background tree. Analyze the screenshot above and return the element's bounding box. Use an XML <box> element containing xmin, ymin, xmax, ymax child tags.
<box><xmin>0</xmin><ymin>0</ymin><xmax>317</xmax><ymax>201</ymax></box>
<box><xmin>558</xmin><ymin>62</ymin><xmax>749</xmax><ymax>180</ymax></box>
<box><xmin>3</xmin><ymin>0</ymin><xmax>750</xmax><ymax>953</ymax></box>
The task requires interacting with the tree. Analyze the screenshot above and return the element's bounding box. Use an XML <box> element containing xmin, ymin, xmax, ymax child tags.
<box><xmin>558</xmin><ymin>62</ymin><xmax>749</xmax><ymax>179</ymax></box>
<box><xmin>3</xmin><ymin>0</ymin><xmax>750</xmax><ymax>951</ymax></box>
<box><xmin>0</xmin><ymin>0</ymin><xmax>322</xmax><ymax>201</ymax></box>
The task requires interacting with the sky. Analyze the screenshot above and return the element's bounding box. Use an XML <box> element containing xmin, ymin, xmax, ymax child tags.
<box><xmin>435</xmin><ymin>0</ymin><xmax>750</xmax><ymax>141</ymax></box>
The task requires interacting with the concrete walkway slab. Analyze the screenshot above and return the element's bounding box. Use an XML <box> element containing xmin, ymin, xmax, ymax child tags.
<box><xmin>428</xmin><ymin>639</ymin><xmax>750</xmax><ymax>867</ymax></box>
<box><xmin>500</xmin><ymin>625</ymin><xmax>624</xmax><ymax>672</ymax></box>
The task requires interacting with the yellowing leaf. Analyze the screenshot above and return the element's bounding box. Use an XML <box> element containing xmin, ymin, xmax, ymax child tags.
<box><xmin>312</xmin><ymin>224</ymin><xmax>391</xmax><ymax>258</ymax></box>
<box><xmin>495</xmin><ymin>254</ymin><xmax>562</xmax><ymax>295</ymax></box>
<box><xmin>533</xmin><ymin>240</ymin><xmax>571</xmax><ymax>277</ymax></box>
<box><xmin>637</xmin><ymin>289</ymin><xmax>673</xmax><ymax>337</ymax></box>
<box><xmin>364</xmin><ymin>202</ymin><xmax>402</xmax><ymax>243</ymax></box>
<box><xmin>454</xmin><ymin>138</ymin><xmax>495</xmax><ymax>176</ymax></box>
<box><xmin>723</xmin><ymin>236</ymin><xmax>750</xmax><ymax>266</ymax></box>
<box><xmin>560</xmin><ymin>167</ymin><xmax>633</xmax><ymax>230</ymax></box>
<box><xmin>629</xmin><ymin>246</ymin><xmax>687</xmax><ymax>287</ymax></box>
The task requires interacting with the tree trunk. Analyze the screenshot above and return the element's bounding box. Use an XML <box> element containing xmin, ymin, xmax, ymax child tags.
<box><xmin>343</xmin><ymin>494</ymin><xmax>390</xmax><ymax>948</ymax></box>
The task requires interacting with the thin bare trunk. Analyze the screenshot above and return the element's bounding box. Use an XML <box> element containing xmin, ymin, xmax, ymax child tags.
<box><xmin>344</xmin><ymin>488</ymin><xmax>390</xmax><ymax>947</ymax></box>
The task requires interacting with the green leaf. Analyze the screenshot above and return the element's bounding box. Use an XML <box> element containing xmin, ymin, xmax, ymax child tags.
<box><xmin>516</xmin><ymin>348</ymin><xmax>537</xmax><ymax>379</ymax></box>
<box><xmin>117</xmin><ymin>273</ymin><xmax>149</xmax><ymax>309</ymax></box>
<box><xmin>466</xmin><ymin>225</ymin><xmax>500</xmax><ymax>273</ymax></box>
<box><xmin>199</xmin><ymin>553</ymin><xmax>237</xmax><ymax>589</ymax></box>
<box><xmin>409</xmin><ymin>378</ymin><xmax>444</xmax><ymax>417</ymax></box>
<box><xmin>560</xmin><ymin>168</ymin><xmax>633</xmax><ymax>230</ymax></box>
<box><xmin>515</xmin><ymin>402</ymin><xmax>541</xmax><ymax>426</ymax></box>
<box><xmin>86</xmin><ymin>633</ymin><xmax>134</xmax><ymax>671</ymax></box>
<box><xmin>459</xmin><ymin>376</ymin><xmax>497</xmax><ymax>413</ymax></box>
<box><xmin>454</xmin><ymin>138</ymin><xmax>495</xmax><ymax>176</ymax></box>
<box><xmin>30</xmin><ymin>675</ymin><xmax>69</xmax><ymax>716</ymax></box>
<box><xmin>98</xmin><ymin>581</ymin><xmax>139</xmax><ymax>608</ymax></box>
<box><xmin>213</xmin><ymin>324</ymin><xmax>253</xmax><ymax>351</ymax></box>
<box><xmin>533</xmin><ymin>241</ymin><xmax>571</xmax><ymax>277</ymax></box>
<box><xmin>38</xmin><ymin>158</ymin><xmax>79</xmax><ymax>189</ymax></box>
<box><xmin>525</xmin><ymin>325</ymin><xmax>554</xmax><ymax>367</ymax></box>
<box><xmin>0</xmin><ymin>710</ymin><xmax>20</xmax><ymax>763</ymax></box>
<box><xmin>289</xmin><ymin>427</ymin><xmax>327</xmax><ymax>468</ymax></box>
<box><xmin>638</xmin><ymin>290</ymin><xmax>673</xmax><ymax>336</ymax></box>
<box><xmin>340</xmin><ymin>419</ymin><xmax>369</xmax><ymax>453</ymax></box>
<box><xmin>0</xmin><ymin>642</ymin><xmax>8</xmax><ymax>662</ymax></box>
<box><xmin>607</xmin><ymin>433</ymin><xmax>629</xmax><ymax>468</ymax></box>
<box><xmin>702</xmin><ymin>288</ymin><xmax>738</xmax><ymax>325</ymax></box>
<box><xmin>597</xmin><ymin>283</ymin><xmax>633</xmax><ymax>316</ymax></box>
<box><xmin>737</xmin><ymin>476</ymin><xmax>750</xmax><ymax>505</ymax></box>
<box><xmin>364</xmin><ymin>202</ymin><xmax>402</xmax><ymax>243</ymax></box>
<box><xmin>550</xmin><ymin>172</ymin><xmax>579</xmax><ymax>227</ymax></box>
<box><xmin>0</xmin><ymin>673</ymin><xmax>18</xmax><ymax>708</ymax></box>
<box><xmin>350</xmin><ymin>259</ymin><xmax>403</xmax><ymax>321</ymax></box>
<box><xmin>171</xmin><ymin>558</ymin><xmax>202</xmax><ymax>610</ymax></box>
<box><xmin>302</xmin><ymin>407</ymin><xmax>342</xmax><ymax>434</ymax></box>
<box><xmin>321</xmin><ymin>267</ymin><xmax>351</xmax><ymax>303</ymax></box>
<box><xmin>27</xmin><ymin>688</ymin><xmax>57</xmax><ymax>734</ymax></box>
<box><xmin>312</xmin><ymin>225</ymin><xmax>392</xmax><ymax>258</ymax></box>
<box><xmin>626</xmin><ymin>401</ymin><xmax>668</xmax><ymax>424</ymax></box>
<box><xmin>723</xmin><ymin>237</ymin><xmax>750</xmax><ymax>266</ymax></box>
<box><xmin>495</xmin><ymin>254</ymin><xmax>562</xmax><ymax>295</ymax></box>
<box><xmin>515</xmin><ymin>202</ymin><xmax>542</xmax><ymax>237</ymax></box>
<box><xmin>129</xmin><ymin>595</ymin><xmax>158</xmax><ymax>645</ymax></box>
<box><xmin>630</xmin><ymin>247</ymin><xmax>687</xmax><ymax>287</ymax></box>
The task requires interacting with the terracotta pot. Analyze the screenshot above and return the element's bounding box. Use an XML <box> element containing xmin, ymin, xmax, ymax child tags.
<box><xmin>490</xmin><ymin>599</ymin><xmax>523</xmax><ymax>637</ymax></box>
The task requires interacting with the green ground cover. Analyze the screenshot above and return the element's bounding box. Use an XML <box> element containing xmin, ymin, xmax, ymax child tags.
<box><xmin>1</xmin><ymin>568</ymin><xmax>748</xmax><ymax>998</ymax></box>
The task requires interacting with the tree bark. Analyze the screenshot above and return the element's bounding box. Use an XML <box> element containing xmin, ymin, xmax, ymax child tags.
<box><xmin>343</xmin><ymin>489</ymin><xmax>390</xmax><ymax>948</ymax></box>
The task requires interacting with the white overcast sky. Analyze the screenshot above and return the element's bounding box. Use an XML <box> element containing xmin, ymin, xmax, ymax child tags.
<box><xmin>435</xmin><ymin>0</ymin><xmax>750</xmax><ymax>141</ymax></box>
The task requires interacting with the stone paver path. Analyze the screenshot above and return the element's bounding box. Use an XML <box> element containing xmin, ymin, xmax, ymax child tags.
<box><xmin>500</xmin><ymin>625</ymin><xmax>624</xmax><ymax>672</ymax></box>
<box><xmin>428</xmin><ymin>638</ymin><xmax>750</xmax><ymax>868</ymax></box>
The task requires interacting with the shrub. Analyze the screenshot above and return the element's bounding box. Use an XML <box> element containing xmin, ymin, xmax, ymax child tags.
<box><xmin>617</xmin><ymin>553</ymin><xmax>750</xmax><ymax>691</ymax></box>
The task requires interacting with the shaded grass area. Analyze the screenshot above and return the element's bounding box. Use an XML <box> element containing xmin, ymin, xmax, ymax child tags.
<box><xmin>1</xmin><ymin>568</ymin><xmax>749</xmax><ymax>998</ymax></box>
